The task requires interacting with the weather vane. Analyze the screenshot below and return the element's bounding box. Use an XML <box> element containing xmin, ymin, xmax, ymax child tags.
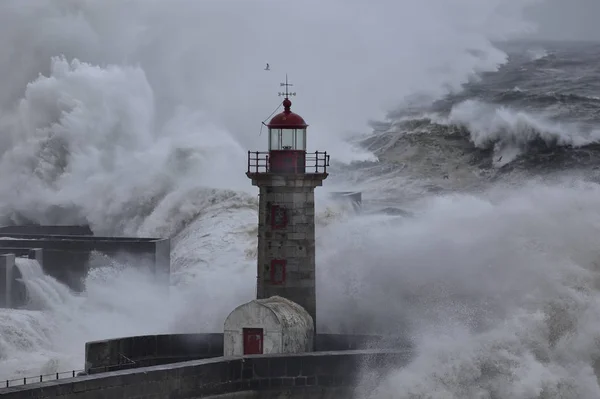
<box><xmin>278</xmin><ymin>74</ymin><xmax>296</xmax><ymax>98</ymax></box>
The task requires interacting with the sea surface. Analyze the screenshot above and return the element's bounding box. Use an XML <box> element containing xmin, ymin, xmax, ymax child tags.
<box><xmin>1</xmin><ymin>1</ymin><xmax>600</xmax><ymax>398</ymax></box>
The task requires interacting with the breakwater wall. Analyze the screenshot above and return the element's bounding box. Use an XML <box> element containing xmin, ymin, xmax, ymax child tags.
<box><xmin>84</xmin><ymin>333</ymin><xmax>399</xmax><ymax>373</ymax></box>
<box><xmin>0</xmin><ymin>350</ymin><xmax>410</xmax><ymax>399</ymax></box>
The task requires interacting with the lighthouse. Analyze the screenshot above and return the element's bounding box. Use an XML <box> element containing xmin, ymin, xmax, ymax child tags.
<box><xmin>246</xmin><ymin>76</ymin><xmax>329</xmax><ymax>330</ymax></box>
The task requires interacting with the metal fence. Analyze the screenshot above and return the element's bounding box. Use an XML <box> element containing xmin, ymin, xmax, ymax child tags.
<box><xmin>247</xmin><ymin>151</ymin><xmax>330</xmax><ymax>174</ymax></box>
<box><xmin>2</xmin><ymin>356</ymin><xmax>136</xmax><ymax>389</ymax></box>
<box><xmin>4</xmin><ymin>369</ymin><xmax>83</xmax><ymax>388</ymax></box>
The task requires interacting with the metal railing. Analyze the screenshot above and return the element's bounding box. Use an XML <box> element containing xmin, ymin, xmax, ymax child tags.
<box><xmin>2</xmin><ymin>355</ymin><xmax>136</xmax><ymax>389</ymax></box>
<box><xmin>305</xmin><ymin>151</ymin><xmax>330</xmax><ymax>174</ymax></box>
<box><xmin>248</xmin><ymin>151</ymin><xmax>270</xmax><ymax>173</ymax></box>
<box><xmin>247</xmin><ymin>151</ymin><xmax>330</xmax><ymax>174</ymax></box>
<box><xmin>4</xmin><ymin>369</ymin><xmax>82</xmax><ymax>388</ymax></box>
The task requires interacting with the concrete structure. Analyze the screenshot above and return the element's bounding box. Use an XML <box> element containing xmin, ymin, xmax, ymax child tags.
<box><xmin>0</xmin><ymin>254</ymin><xmax>15</xmax><ymax>309</ymax></box>
<box><xmin>246</xmin><ymin>76</ymin><xmax>329</xmax><ymax>330</ymax></box>
<box><xmin>0</xmin><ymin>350</ymin><xmax>411</xmax><ymax>398</ymax></box>
<box><xmin>224</xmin><ymin>296</ymin><xmax>314</xmax><ymax>356</ymax></box>
<box><xmin>0</xmin><ymin>235</ymin><xmax>170</xmax><ymax>292</ymax></box>
<box><xmin>0</xmin><ymin>248</ymin><xmax>44</xmax><ymax>308</ymax></box>
<box><xmin>0</xmin><ymin>225</ymin><xmax>92</xmax><ymax>236</ymax></box>
<box><xmin>85</xmin><ymin>333</ymin><xmax>224</xmax><ymax>374</ymax></box>
<box><xmin>83</xmin><ymin>333</ymin><xmax>403</xmax><ymax>374</ymax></box>
<box><xmin>0</xmin><ymin>225</ymin><xmax>170</xmax><ymax>306</ymax></box>
<box><xmin>329</xmin><ymin>191</ymin><xmax>362</xmax><ymax>211</ymax></box>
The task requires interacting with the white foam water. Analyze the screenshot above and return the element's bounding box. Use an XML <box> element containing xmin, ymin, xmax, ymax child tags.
<box><xmin>14</xmin><ymin>258</ymin><xmax>72</xmax><ymax>312</ymax></box>
<box><xmin>438</xmin><ymin>99</ymin><xmax>600</xmax><ymax>166</ymax></box>
<box><xmin>4</xmin><ymin>1</ymin><xmax>597</xmax><ymax>398</ymax></box>
<box><xmin>0</xmin><ymin>258</ymin><xmax>75</xmax><ymax>382</ymax></box>
<box><xmin>325</xmin><ymin>181</ymin><xmax>600</xmax><ymax>398</ymax></box>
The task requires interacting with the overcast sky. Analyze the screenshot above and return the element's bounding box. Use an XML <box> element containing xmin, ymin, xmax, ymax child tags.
<box><xmin>526</xmin><ymin>0</ymin><xmax>600</xmax><ymax>41</ymax></box>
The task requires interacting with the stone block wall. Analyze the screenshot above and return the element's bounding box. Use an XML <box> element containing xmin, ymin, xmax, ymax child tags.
<box><xmin>255</xmin><ymin>175</ymin><xmax>326</xmax><ymax>329</ymax></box>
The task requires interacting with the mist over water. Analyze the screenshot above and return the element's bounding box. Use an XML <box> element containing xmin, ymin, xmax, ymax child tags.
<box><xmin>323</xmin><ymin>182</ymin><xmax>600</xmax><ymax>397</ymax></box>
<box><xmin>4</xmin><ymin>0</ymin><xmax>600</xmax><ymax>397</ymax></box>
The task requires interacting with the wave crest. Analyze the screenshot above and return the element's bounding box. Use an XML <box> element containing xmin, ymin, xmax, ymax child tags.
<box><xmin>445</xmin><ymin>100</ymin><xmax>600</xmax><ymax>165</ymax></box>
<box><xmin>0</xmin><ymin>56</ymin><xmax>248</xmax><ymax>235</ymax></box>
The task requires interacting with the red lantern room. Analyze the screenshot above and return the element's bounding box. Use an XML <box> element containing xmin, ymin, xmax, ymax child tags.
<box><xmin>247</xmin><ymin>75</ymin><xmax>329</xmax><ymax>177</ymax></box>
<box><xmin>267</xmin><ymin>96</ymin><xmax>307</xmax><ymax>173</ymax></box>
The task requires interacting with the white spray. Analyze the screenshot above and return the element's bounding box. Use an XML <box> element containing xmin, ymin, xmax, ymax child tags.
<box><xmin>0</xmin><ymin>0</ymin><xmax>551</xmax><ymax>389</ymax></box>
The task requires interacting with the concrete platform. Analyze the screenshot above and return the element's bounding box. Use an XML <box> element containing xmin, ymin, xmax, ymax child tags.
<box><xmin>0</xmin><ymin>225</ymin><xmax>170</xmax><ymax>297</ymax></box>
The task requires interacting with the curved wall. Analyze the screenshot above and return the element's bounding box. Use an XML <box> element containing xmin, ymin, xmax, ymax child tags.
<box><xmin>84</xmin><ymin>333</ymin><xmax>404</xmax><ymax>373</ymax></box>
<box><xmin>85</xmin><ymin>333</ymin><xmax>224</xmax><ymax>373</ymax></box>
<box><xmin>0</xmin><ymin>350</ymin><xmax>410</xmax><ymax>399</ymax></box>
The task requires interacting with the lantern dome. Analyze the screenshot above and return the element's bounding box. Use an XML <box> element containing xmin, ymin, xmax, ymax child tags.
<box><xmin>268</xmin><ymin>98</ymin><xmax>308</xmax><ymax>129</ymax></box>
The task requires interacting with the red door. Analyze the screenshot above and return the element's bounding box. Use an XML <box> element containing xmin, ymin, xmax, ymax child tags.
<box><xmin>243</xmin><ymin>328</ymin><xmax>264</xmax><ymax>355</ymax></box>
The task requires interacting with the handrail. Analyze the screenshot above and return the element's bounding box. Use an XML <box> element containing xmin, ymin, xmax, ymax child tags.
<box><xmin>3</xmin><ymin>369</ymin><xmax>82</xmax><ymax>388</ymax></box>
<box><xmin>247</xmin><ymin>150</ymin><xmax>330</xmax><ymax>174</ymax></box>
<box><xmin>2</xmin><ymin>354</ymin><xmax>136</xmax><ymax>389</ymax></box>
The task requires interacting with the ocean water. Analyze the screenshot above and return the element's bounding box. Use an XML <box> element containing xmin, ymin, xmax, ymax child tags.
<box><xmin>1</xmin><ymin>1</ymin><xmax>600</xmax><ymax>398</ymax></box>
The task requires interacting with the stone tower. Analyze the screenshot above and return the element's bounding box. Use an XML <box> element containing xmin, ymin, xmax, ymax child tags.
<box><xmin>246</xmin><ymin>76</ymin><xmax>329</xmax><ymax>330</ymax></box>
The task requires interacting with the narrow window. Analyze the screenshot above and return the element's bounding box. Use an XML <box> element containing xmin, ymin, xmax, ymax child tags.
<box><xmin>271</xmin><ymin>205</ymin><xmax>288</xmax><ymax>229</ymax></box>
<box><xmin>270</xmin><ymin>260</ymin><xmax>286</xmax><ymax>284</ymax></box>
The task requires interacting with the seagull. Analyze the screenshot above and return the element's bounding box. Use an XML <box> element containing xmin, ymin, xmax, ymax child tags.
<box><xmin>264</xmin><ymin>63</ymin><xmax>270</xmax><ymax>71</ymax></box>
